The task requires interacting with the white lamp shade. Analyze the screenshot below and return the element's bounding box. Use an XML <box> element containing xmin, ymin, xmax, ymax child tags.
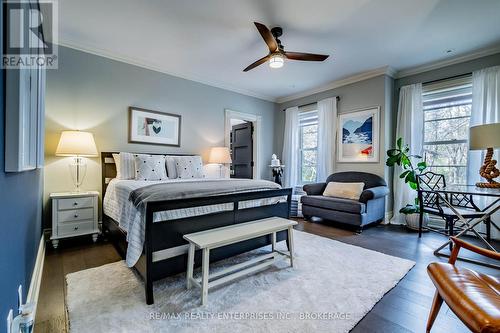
<box><xmin>209</xmin><ymin>147</ymin><xmax>232</xmax><ymax>164</ymax></box>
<box><xmin>55</xmin><ymin>131</ymin><xmax>98</xmax><ymax>157</ymax></box>
<box><xmin>469</xmin><ymin>123</ymin><xmax>500</xmax><ymax>150</ymax></box>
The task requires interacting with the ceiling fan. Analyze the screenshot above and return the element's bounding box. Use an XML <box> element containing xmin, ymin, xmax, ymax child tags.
<box><xmin>243</xmin><ymin>22</ymin><xmax>329</xmax><ymax>72</ymax></box>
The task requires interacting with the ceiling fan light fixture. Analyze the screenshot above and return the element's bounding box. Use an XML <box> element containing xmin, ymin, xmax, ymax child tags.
<box><xmin>269</xmin><ymin>53</ymin><xmax>284</xmax><ymax>69</ymax></box>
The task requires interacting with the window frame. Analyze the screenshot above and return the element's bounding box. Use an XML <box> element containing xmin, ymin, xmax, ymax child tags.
<box><xmin>298</xmin><ymin>109</ymin><xmax>319</xmax><ymax>185</ymax></box>
<box><xmin>422</xmin><ymin>75</ymin><xmax>472</xmax><ymax>185</ymax></box>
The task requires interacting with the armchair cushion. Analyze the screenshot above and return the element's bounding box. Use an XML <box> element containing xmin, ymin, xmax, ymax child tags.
<box><xmin>359</xmin><ymin>186</ymin><xmax>390</xmax><ymax>203</ymax></box>
<box><xmin>301</xmin><ymin>195</ymin><xmax>366</xmax><ymax>214</ymax></box>
<box><xmin>303</xmin><ymin>182</ymin><xmax>326</xmax><ymax>195</ymax></box>
<box><xmin>323</xmin><ymin>182</ymin><xmax>365</xmax><ymax>200</ymax></box>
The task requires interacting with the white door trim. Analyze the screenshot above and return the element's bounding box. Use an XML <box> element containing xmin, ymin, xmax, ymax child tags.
<box><xmin>224</xmin><ymin>109</ymin><xmax>262</xmax><ymax>179</ymax></box>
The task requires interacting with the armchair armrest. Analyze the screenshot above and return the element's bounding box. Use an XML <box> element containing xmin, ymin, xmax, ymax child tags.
<box><xmin>449</xmin><ymin>237</ymin><xmax>500</xmax><ymax>264</ymax></box>
<box><xmin>359</xmin><ymin>186</ymin><xmax>389</xmax><ymax>203</ymax></box>
<box><xmin>303</xmin><ymin>182</ymin><xmax>326</xmax><ymax>195</ymax></box>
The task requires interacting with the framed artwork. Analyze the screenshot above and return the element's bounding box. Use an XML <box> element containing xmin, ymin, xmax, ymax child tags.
<box><xmin>337</xmin><ymin>106</ymin><xmax>380</xmax><ymax>163</ymax></box>
<box><xmin>129</xmin><ymin>107</ymin><xmax>181</xmax><ymax>146</ymax></box>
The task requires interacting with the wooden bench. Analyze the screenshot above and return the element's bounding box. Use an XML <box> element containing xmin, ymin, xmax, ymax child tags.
<box><xmin>183</xmin><ymin>217</ymin><xmax>297</xmax><ymax>305</ymax></box>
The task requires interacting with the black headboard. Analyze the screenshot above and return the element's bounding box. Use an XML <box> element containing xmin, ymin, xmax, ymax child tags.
<box><xmin>100</xmin><ymin>152</ymin><xmax>195</xmax><ymax>197</ymax></box>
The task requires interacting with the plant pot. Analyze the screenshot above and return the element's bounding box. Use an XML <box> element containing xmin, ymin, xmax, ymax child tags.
<box><xmin>405</xmin><ymin>213</ymin><xmax>428</xmax><ymax>231</ymax></box>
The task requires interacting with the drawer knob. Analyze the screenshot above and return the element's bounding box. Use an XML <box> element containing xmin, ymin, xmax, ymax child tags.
<box><xmin>73</xmin><ymin>202</ymin><xmax>78</xmax><ymax>206</ymax></box>
<box><xmin>74</xmin><ymin>214</ymin><xmax>79</xmax><ymax>218</ymax></box>
<box><xmin>74</xmin><ymin>226</ymin><xmax>79</xmax><ymax>230</ymax></box>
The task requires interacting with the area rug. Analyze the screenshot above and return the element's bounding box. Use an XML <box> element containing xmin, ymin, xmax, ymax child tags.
<box><xmin>66</xmin><ymin>230</ymin><xmax>414</xmax><ymax>333</ymax></box>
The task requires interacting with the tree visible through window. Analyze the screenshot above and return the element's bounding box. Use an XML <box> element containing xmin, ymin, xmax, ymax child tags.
<box><xmin>299</xmin><ymin>110</ymin><xmax>318</xmax><ymax>183</ymax></box>
<box><xmin>423</xmin><ymin>76</ymin><xmax>472</xmax><ymax>185</ymax></box>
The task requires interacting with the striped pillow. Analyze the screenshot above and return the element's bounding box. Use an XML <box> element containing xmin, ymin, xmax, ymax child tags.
<box><xmin>112</xmin><ymin>152</ymin><xmax>136</xmax><ymax>180</ymax></box>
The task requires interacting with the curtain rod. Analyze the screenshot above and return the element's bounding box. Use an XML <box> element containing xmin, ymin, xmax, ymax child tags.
<box><xmin>422</xmin><ymin>72</ymin><xmax>471</xmax><ymax>86</ymax></box>
<box><xmin>282</xmin><ymin>96</ymin><xmax>340</xmax><ymax>111</ymax></box>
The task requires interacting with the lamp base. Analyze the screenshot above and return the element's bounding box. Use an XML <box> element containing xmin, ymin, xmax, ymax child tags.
<box><xmin>475</xmin><ymin>182</ymin><xmax>500</xmax><ymax>188</ymax></box>
<box><xmin>476</xmin><ymin>147</ymin><xmax>500</xmax><ymax>188</ymax></box>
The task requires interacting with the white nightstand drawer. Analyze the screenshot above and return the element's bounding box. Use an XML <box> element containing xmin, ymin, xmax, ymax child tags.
<box><xmin>58</xmin><ymin>197</ymin><xmax>94</xmax><ymax>210</ymax></box>
<box><xmin>58</xmin><ymin>220</ymin><xmax>95</xmax><ymax>236</ymax></box>
<box><xmin>57</xmin><ymin>207</ymin><xmax>94</xmax><ymax>223</ymax></box>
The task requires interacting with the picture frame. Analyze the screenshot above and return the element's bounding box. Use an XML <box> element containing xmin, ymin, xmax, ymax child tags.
<box><xmin>337</xmin><ymin>106</ymin><xmax>380</xmax><ymax>163</ymax></box>
<box><xmin>129</xmin><ymin>107</ymin><xmax>181</xmax><ymax>146</ymax></box>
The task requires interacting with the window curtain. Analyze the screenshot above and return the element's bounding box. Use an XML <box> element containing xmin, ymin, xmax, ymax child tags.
<box><xmin>316</xmin><ymin>97</ymin><xmax>337</xmax><ymax>181</ymax></box>
<box><xmin>467</xmin><ymin>66</ymin><xmax>500</xmax><ymax>238</ymax></box>
<box><xmin>282</xmin><ymin>106</ymin><xmax>300</xmax><ymax>188</ymax></box>
<box><xmin>391</xmin><ymin>83</ymin><xmax>424</xmax><ymax>225</ymax></box>
<box><xmin>468</xmin><ymin>65</ymin><xmax>500</xmax><ymax>183</ymax></box>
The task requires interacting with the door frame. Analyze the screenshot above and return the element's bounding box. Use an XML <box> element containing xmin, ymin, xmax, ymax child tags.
<box><xmin>224</xmin><ymin>109</ymin><xmax>261</xmax><ymax>179</ymax></box>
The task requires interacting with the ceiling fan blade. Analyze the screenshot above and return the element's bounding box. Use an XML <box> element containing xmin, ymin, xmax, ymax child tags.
<box><xmin>254</xmin><ymin>22</ymin><xmax>278</xmax><ymax>52</ymax></box>
<box><xmin>243</xmin><ymin>55</ymin><xmax>271</xmax><ymax>72</ymax></box>
<box><xmin>285</xmin><ymin>52</ymin><xmax>329</xmax><ymax>61</ymax></box>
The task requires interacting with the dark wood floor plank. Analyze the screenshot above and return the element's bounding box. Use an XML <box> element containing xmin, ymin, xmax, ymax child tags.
<box><xmin>35</xmin><ymin>219</ymin><xmax>498</xmax><ymax>332</ymax></box>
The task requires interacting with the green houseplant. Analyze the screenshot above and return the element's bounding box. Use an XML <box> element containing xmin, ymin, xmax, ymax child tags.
<box><xmin>386</xmin><ymin>138</ymin><xmax>428</xmax><ymax>229</ymax></box>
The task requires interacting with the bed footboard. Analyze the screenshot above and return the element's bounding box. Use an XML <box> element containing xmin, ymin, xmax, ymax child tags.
<box><xmin>143</xmin><ymin>188</ymin><xmax>292</xmax><ymax>304</ymax></box>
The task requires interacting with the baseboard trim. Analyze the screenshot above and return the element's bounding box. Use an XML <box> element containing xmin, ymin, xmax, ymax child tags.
<box><xmin>27</xmin><ymin>234</ymin><xmax>45</xmax><ymax>320</ymax></box>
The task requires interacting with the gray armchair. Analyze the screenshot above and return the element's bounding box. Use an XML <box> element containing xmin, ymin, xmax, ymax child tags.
<box><xmin>301</xmin><ymin>171</ymin><xmax>389</xmax><ymax>231</ymax></box>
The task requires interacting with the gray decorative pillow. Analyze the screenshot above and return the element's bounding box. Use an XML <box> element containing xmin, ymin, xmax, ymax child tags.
<box><xmin>113</xmin><ymin>152</ymin><xmax>136</xmax><ymax>180</ymax></box>
<box><xmin>175</xmin><ymin>156</ymin><xmax>204</xmax><ymax>179</ymax></box>
<box><xmin>166</xmin><ymin>155</ymin><xmax>182</xmax><ymax>179</ymax></box>
<box><xmin>134</xmin><ymin>155</ymin><xmax>167</xmax><ymax>181</ymax></box>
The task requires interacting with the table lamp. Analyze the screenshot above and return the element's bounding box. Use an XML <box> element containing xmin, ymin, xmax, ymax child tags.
<box><xmin>209</xmin><ymin>147</ymin><xmax>232</xmax><ymax>178</ymax></box>
<box><xmin>469</xmin><ymin>123</ymin><xmax>500</xmax><ymax>188</ymax></box>
<box><xmin>55</xmin><ymin>131</ymin><xmax>98</xmax><ymax>191</ymax></box>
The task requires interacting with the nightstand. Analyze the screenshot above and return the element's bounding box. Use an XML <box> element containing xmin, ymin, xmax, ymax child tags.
<box><xmin>50</xmin><ymin>191</ymin><xmax>99</xmax><ymax>249</ymax></box>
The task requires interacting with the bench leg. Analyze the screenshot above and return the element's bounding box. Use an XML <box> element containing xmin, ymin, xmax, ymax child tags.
<box><xmin>201</xmin><ymin>248</ymin><xmax>210</xmax><ymax>305</ymax></box>
<box><xmin>271</xmin><ymin>232</ymin><xmax>276</xmax><ymax>252</ymax></box>
<box><xmin>288</xmin><ymin>226</ymin><xmax>295</xmax><ymax>268</ymax></box>
<box><xmin>186</xmin><ymin>243</ymin><xmax>195</xmax><ymax>289</ymax></box>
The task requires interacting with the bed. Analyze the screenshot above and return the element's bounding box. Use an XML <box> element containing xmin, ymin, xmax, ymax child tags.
<box><xmin>101</xmin><ymin>152</ymin><xmax>292</xmax><ymax>304</ymax></box>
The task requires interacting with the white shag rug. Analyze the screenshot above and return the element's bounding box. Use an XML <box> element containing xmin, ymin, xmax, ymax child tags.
<box><xmin>66</xmin><ymin>230</ymin><xmax>414</xmax><ymax>333</ymax></box>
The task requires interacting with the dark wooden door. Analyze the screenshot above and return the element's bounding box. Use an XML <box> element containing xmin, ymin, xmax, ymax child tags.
<box><xmin>230</xmin><ymin>122</ymin><xmax>253</xmax><ymax>179</ymax></box>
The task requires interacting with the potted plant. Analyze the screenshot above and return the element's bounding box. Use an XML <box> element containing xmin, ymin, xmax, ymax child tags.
<box><xmin>386</xmin><ymin>138</ymin><xmax>429</xmax><ymax>230</ymax></box>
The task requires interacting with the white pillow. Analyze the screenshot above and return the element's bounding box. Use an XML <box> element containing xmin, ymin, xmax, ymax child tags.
<box><xmin>175</xmin><ymin>156</ymin><xmax>204</xmax><ymax>179</ymax></box>
<box><xmin>113</xmin><ymin>152</ymin><xmax>136</xmax><ymax>180</ymax></box>
<box><xmin>134</xmin><ymin>155</ymin><xmax>168</xmax><ymax>181</ymax></box>
<box><xmin>323</xmin><ymin>182</ymin><xmax>365</xmax><ymax>200</ymax></box>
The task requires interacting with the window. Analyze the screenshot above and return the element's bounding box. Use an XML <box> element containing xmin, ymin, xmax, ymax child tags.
<box><xmin>422</xmin><ymin>75</ymin><xmax>472</xmax><ymax>185</ymax></box>
<box><xmin>298</xmin><ymin>108</ymin><xmax>318</xmax><ymax>184</ymax></box>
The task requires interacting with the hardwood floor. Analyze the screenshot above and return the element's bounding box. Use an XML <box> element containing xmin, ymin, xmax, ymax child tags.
<box><xmin>35</xmin><ymin>220</ymin><xmax>499</xmax><ymax>333</ymax></box>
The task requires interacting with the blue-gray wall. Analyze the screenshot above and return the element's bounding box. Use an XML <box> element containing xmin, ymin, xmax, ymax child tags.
<box><xmin>44</xmin><ymin>46</ymin><xmax>277</xmax><ymax>226</ymax></box>
<box><xmin>0</xmin><ymin>1</ymin><xmax>44</xmax><ymax>331</ymax></box>
<box><xmin>275</xmin><ymin>75</ymin><xmax>396</xmax><ymax>212</ymax></box>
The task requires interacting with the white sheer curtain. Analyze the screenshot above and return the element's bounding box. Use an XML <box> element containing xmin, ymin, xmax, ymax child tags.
<box><xmin>391</xmin><ymin>83</ymin><xmax>424</xmax><ymax>225</ymax></box>
<box><xmin>282</xmin><ymin>106</ymin><xmax>300</xmax><ymax>188</ymax></box>
<box><xmin>468</xmin><ymin>65</ymin><xmax>500</xmax><ymax>183</ymax></box>
<box><xmin>467</xmin><ymin>66</ymin><xmax>500</xmax><ymax>239</ymax></box>
<box><xmin>316</xmin><ymin>97</ymin><xmax>337</xmax><ymax>181</ymax></box>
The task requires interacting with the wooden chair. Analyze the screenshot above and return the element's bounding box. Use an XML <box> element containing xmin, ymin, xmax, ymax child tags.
<box><xmin>426</xmin><ymin>237</ymin><xmax>500</xmax><ymax>332</ymax></box>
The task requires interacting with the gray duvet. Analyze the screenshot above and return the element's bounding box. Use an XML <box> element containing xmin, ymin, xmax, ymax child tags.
<box><xmin>129</xmin><ymin>179</ymin><xmax>281</xmax><ymax>207</ymax></box>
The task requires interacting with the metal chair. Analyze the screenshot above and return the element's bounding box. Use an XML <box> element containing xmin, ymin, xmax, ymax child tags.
<box><xmin>416</xmin><ymin>172</ymin><xmax>485</xmax><ymax>247</ymax></box>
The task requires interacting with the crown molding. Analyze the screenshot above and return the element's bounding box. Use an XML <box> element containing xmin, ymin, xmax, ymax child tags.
<box><xmin>395</xmin><ymin>45</ymin><xmax>500</xmax><ymax>79</ymax></box>
<box><xmin>275</xmin><ymin>66</ymin><xmax>394</xmax><ymax>104</ymax></box>
<box><xmin>57</xmin><ymin>40</ymin><xmax>277</xmax><ymax>102</ymax></box>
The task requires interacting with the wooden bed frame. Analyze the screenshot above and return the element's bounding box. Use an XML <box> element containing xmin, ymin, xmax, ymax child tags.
<box><xmin>100</xmin><ymin>152</ymin><xmax>292</xmax><ymax>304</ymax></box>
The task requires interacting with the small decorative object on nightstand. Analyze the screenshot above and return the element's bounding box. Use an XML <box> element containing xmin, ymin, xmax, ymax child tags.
<box><xmin>50</xmin><ymin>191</ymin><xmax>99</xmax><ymax>249</ymax></box>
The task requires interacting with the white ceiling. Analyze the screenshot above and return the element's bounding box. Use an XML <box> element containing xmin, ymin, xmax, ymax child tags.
<box><xmin>57</xmin><ymin>0</ymin><xmax>500</xmax><ymax>101</ymax></box>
